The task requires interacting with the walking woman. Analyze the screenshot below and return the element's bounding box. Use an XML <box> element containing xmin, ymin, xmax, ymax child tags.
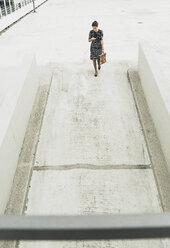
<box><xmin>88</xmin><ymin>21</ymin><xmax>104</xmax><ymax>77</ymax></box>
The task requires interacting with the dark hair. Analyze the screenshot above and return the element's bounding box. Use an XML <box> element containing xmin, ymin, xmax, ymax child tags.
<box><xmin>92</xmin><ymin>21</ymin><xmax>98</xmax><ymax>27</ymax></box>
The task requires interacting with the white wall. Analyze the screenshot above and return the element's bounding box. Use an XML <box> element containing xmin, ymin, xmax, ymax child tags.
<box><xmin>138</xmin><ymin>41</ymin><xmax>170</xmax><ymax>171</ymax></box>
<box><xmin>0</xmin><ymin>54</ymin><xmax>39</xmax><ymax>213</ymax></box>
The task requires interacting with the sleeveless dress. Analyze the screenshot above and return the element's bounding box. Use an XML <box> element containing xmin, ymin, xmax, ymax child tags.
<box><xmin>88</xmin><ymin>29</ymin><xmax>103</xmax><ymax>60</ymax></box>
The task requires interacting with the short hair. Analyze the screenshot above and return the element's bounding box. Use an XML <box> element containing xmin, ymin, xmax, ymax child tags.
<box><xmin>92</xmin><ymin>21</ymin><xmax>98</xmax><ymax>27</ymax></box>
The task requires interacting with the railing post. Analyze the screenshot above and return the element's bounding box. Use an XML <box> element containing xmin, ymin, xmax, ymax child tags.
<box><xmin>3</xmin><ymin>0</ymin><xmax>7</xmax><ymax>15</ymax></box>
<box><xmin>12</xmin><ymin>0</ymin><xmax>16</xmax><ymax>11</ymax></box>
<box><xmin>0</xmin><ymin>6</ymin><xmax>2</xmax><ymax>18</ymax></box>
<box><xmin>32</xmin><ymin>0</ymin><xmax>36</xmax><ymax>12</ymax></box>
<box><xmin>9</xmin><ymin>0</ymin><xmax>13</xmax><ymax>14</ymax></box>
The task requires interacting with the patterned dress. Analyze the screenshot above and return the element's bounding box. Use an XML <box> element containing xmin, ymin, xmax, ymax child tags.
<box><xmin>88</xmin><ymin>29</ymin><xmax>103</xmax><ymax>60</ymax></box>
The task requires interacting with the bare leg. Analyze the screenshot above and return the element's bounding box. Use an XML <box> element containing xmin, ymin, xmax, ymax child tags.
<box><xmin>93</xmin><ymin>59</ymin><xmax>98</xmax><ymax>76</ymax></box>
<box><xmin>97</xmin><ymin>58</ymin><xmax>101</xmax><ymax>69</ymax></box>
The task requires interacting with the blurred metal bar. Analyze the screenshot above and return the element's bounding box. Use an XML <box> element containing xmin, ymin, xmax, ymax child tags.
<box><xmin>3</xmin><ymin>0</ymin><xmax>7</xmax><ymax>15</ymax></box>
<box><xmin>0</xmin><ymin>0</ymin><xmax>39</xmax><ymax>18</ymax></box>
<box><xmin>9</xmin><ymin>0</ymin><xmax>12</xmax><ymax>13</ymax></box>
<box><xmin>32</xmin><ymin>0</ymin><xmax>36</xmax><ymax>12</ymax></box>
<box><xmin>0</xmin><ymin>213</ymin><xmax>170</xmax><ymax>240</ymax></box>
<box><xmin>0</xmin><ymin>6</ymin><xmax>2</xmax><ymax>18</ymax></box>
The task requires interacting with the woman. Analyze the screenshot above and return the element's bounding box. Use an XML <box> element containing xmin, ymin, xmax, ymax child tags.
<box><xmin>88</xmin><ymin>21</ymin><xmax>104</xmax><ymax>77</ymax></box>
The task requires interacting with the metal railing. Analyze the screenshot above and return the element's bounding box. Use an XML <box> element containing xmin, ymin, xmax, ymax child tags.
<box><xmin>0</xmin><ymin>0</ymin><xmax>36</xmax><ymax>19</ymax></box>
<box><xmin>0</xmin><ymin>213</ymin><xmax>170</xmax><ymax>240</ymax></box>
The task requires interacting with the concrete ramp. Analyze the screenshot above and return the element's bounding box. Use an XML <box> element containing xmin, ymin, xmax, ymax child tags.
<box><xmin>34</xmin><ymin>62</ymin><xmax>150</xmax><ymax>167</ymax></box>
<box><xmin>18</xmin><ymin>62</ymin><xmax>167</xmax><ymax>248</ymax></box>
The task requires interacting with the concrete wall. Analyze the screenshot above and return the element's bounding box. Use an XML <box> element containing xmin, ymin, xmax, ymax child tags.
<box><xmin>0</xmin><ymin>55</ymin><xmax>39</xmax><ymax>213</ymax></box>
<box><xmin>138</xmin><ymin>41</ymin><xmax>170</xmax><ymax>172</ymax></box>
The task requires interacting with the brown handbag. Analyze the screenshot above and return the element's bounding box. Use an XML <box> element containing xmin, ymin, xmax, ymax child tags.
<box><xmin>99</xmin><ymin>52</ymin><xmax>106</xmax><ymax>65</ymax></box>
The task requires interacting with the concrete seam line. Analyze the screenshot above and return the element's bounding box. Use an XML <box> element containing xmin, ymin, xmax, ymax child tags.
<box><xmin>127</xmin><ymin>69</ymin><xmax>170</xmax><ymax>211</ymax></box>
<box><xmin>33</xmin><ymin>164</ymin><xmax>152</xmax><ymax>171</ymax></box>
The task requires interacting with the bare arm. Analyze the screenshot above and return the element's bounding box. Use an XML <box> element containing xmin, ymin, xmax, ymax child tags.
<box><xmin>88</xmin><ymin>37</ymin><xmax>96</xmax><ymax>42</ymax></box>
<box><xmin>101</xmin><ymin>40</ymin><xmax>104</xmax><ymax>52</ymax></box>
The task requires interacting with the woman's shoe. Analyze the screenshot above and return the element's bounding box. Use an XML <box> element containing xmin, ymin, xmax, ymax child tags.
<box><xmin>94</xmin><ymin>72</ymin><xmax>98</xmax><ymax>77</ymax></box>
<box><xmin>98</xmin><ymin>65</ymin><xmax>101</xmax><ymax>70</ymax></box>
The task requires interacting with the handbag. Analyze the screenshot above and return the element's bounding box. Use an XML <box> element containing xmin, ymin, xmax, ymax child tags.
<box><xmin>99</xmin><ymin>52</ymin><xmax>106</xmax><ymax>65</ymax></box>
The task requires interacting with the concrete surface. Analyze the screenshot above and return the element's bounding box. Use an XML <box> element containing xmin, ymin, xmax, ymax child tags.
<box><xmin>18</xmin><ymin>63</ymin><xmax>168</xmax><ymax>248</ymax></box>
<box><xmin>0</xmin><ymin>0</ymin><xmax>170</xmax><ymax>77</ymax></box>
<box><xmin>0</xmin><ymin>55</ymin><xmax>39</xmax><ymax>213</ymax></box>
<box><xmin>34</xmin><ymin>62</ymin><xmax>150</xmax><ymax>166</ymax></box>
<box><xmin>4</xmin><ymin>66</ymin><xmax>53</xmax><ymax>216</ymax></box>
<box><xmin>1</xmin><ymin>0</ymin><xmax>170</xmax><ymax>247</ymax></box>
<box><xmin>138</xmin><ymin>42</ymin><xmax>170</xmax><ymax>171</ymax></box>
<box><xmin>127</xmin><ymin>69</ymin><xmax>170</xmax><ymax>211</ymax></box>
<box><xmin>0</xmin><ymin>66</ymin><xmax>53</xmax><ymax>248</ymax></box>
<box><xmin>25</xmin><ymin>169</ymin><xmax>162</xmax><ymax>215</ymax></box>
<box><xmin>19</xmin><ymin>168</ymin><xmax>164</xmax><ymax>248</ymax></box>
<box><xmin>19</xmin><ymin>239</ymin><xmax>170</xmax><ymax>248</ymax></box>
<box><xmin>0</xmin><ymin>0</ymin><xmax>47</xmax><ymax>33</ymax></box>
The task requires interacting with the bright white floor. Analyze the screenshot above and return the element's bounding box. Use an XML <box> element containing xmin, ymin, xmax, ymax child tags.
<box><xmin>0</xmin><ymin>0</ymin><xmax>46</xmax><ymax>32</ymax></box>
<box><xmin>1</xmin><ymin>0</ymin><xmax>170</xmax><ymax>79</ymax></box>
